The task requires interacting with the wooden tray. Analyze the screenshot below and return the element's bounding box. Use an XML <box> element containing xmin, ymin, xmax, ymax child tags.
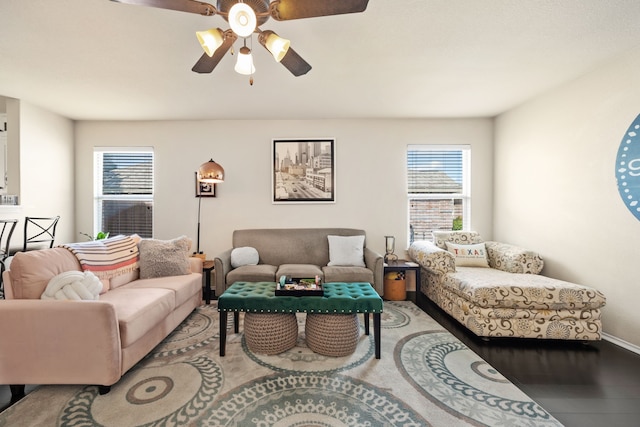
<box><xmin>275</xmin><ymin>278</ymin><xmax>324</xmax><ymax>297</ymax></box>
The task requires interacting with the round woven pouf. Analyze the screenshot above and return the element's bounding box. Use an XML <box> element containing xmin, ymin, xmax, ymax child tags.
<box><xmin>243</xmin><ymin>312</ymin><xmax>298</xmax><ymax>355</ymax></box>
<box><xmin>305</xmin><ymin>313</ymin><xmax>360</xmax><ymax>357</ymax></box>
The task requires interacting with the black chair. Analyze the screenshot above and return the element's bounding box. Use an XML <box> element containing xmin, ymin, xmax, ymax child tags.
<box><xmin>0</xmin><ymin>219</ymin><xmax>18</xmax><ymax>298</ymax></box>
<box><xmin>9</xmin><ymin>216</ymin><xmax>61</xmax><ymax>255</ymax></box>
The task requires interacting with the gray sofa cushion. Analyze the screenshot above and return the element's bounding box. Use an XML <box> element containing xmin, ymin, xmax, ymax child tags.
<box><xmin>227</xmin><ymin>264</ymin><xmax>278</xmax><ymax>284</ymax></box>
<box><xmin>323</xmin><ymin>266</ymin><xmax>374</xmax><ymax>285</ymax></box>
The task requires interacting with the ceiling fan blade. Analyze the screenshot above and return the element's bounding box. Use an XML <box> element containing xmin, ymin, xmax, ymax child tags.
<box><xmin>192</xmin><ymin>30</ymin><xmax>237</xmax><ymax>73</ymax></box>
<box><xmin>279</xmin><ymin>47</ymin><xmax>312</xmax><ymax>76</ymax></box>
<box><xmin>110</xmin><ymin>0</ymin><xmax>216</xmax><ymax>16</ymax></box>
<box><xmin>269</xmin><ymin>0</ymin><xmax>369</xmax><ymax>20</ymax></box>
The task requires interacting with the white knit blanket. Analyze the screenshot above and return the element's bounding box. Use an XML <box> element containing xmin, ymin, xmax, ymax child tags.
<box><xmin>41</xmin><ymin>271</ymin><xmax>103</xmax><ymax>301</ymax></box>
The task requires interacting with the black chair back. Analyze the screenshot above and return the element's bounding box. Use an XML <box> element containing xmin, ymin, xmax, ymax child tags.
<box><xmin>0</xmin><ymin>219</ymin><xmax>18</xmax><ymax>262</ymax></box>
<box><xmin>22</xmin><ymin>216</ymin><xmax>61</xmax><ymax>251</ymax></box>
<box><xmin>0</xmin><ymin>219</ymin><xmax>18</xmax><ymax>296</ymax></box>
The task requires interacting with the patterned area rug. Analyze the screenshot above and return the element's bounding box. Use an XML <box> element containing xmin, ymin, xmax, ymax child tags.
<box><xmin>0</xmin><ymin>301</ymin><xmax>563</xmax><ymax>426</ymax></box>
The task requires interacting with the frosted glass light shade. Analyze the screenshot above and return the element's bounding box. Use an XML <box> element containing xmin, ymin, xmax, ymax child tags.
<box><xmin>196</xmin><ymin>28</ymin><xmax>224</xmax><ymax>57</ymax></box>
<box><xmin>228</xmin><ymin>2</ymin><xmax>256</xmax><ymax>38</ymax></box>
<box><xmin>264</xmin><ymin>32</ymin><xmax>290</xmax><ymax>62</ymax></box>
<box><xmin>234</xmin><ymin>46</ymin><xmax>255</xmax><ymax>75</ymax></box>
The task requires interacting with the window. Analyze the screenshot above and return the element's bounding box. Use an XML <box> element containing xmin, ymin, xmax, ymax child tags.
<box><xmin>407</xmin><ymin>145</ymin><xmax>470</xmax><ymax>244</ymax></box>
<box><xmin>94</xmin><ymin>148</ymin><xmax>154</xmax><ymax>238</ymax></box>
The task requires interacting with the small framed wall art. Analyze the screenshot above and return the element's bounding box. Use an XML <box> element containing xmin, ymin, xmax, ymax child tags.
<box><xmin>272</xmin><ymin>138</ymin><xmax>336</xmax><ymax>204</ymax></box>
<box><xmin>195</xmin><ymin>172</ymin><xmax>216</xmax><ymax>197</ymax></box>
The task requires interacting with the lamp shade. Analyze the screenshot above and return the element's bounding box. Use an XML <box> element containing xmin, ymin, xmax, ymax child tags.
<box><xmin>260</xmin><ymin>30</ymin><xmax>290</xmax><ymax>62</ymax></box>
<box><xmin>198</xmin><ymin>159</ymin><xmax>225</xmax><ymax>183</ymax></box>
<box><xmin>196</xmin><ymin>28</ymin><xmax>224</xmax><ymax>57</ymax></box>
<box><xmin>234</xmin><ymin>46</ymin><xmax>255</xmax><ymax>75</ymax></box>
<box><xmin>228</xmin><ymin>2</ymin><xmax>256</xmax><ymax>38</ymax></box>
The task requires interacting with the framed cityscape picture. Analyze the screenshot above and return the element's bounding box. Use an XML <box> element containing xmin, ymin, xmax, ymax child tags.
<box><xmin>195</xmin><ymin>172</ymin><xmax>216</xmax><ymax>197</ymax></box>
<box><xmin>272</xmin><ymin>138</ymin><xmax>335</xmax><ymax>204</ymax></box>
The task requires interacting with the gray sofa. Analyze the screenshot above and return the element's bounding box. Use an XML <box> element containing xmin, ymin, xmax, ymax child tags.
<box><xmin>213</xmin><ymin>228</ymin><xmax>383</xmax><ymax>296</ymax></box>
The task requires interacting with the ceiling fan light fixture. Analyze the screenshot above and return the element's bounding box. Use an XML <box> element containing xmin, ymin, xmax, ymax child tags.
<box><xmin>196</xmin><ymin>28</ymin><xmax>224</xmax><ymax>57</ymax></box>
<box><xmin>234</xmin><ymin>46</ymin><xmax>255</xmax><ymax>75</ymax></box>
<box><xmin>228</xmin><ymin>2</ymin><xmax>257</xmax><ymax>38</ymax></box>
<box><xmin>263</xmin><ymin>31</ymin><xmax>290</xmax><ymax>62</ymax></box>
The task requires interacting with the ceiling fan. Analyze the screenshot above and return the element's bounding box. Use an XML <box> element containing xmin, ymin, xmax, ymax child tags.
<box><xmin>110</xmin><ymin>0</ymin><xmax>370</xmax><ymax>83</ymax></box>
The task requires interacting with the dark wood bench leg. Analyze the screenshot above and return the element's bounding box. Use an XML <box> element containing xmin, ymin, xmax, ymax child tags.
<box><xmin>220</xmin><ymin>311</ymin><xmax>227</xmax><ymax>356</ymax></box>
<box><xmin>234</xmin><ymin>312</ymin><xmax>239</xmax><ymax>334</ymax></box>
<box><xmin>9</xmin><ymin>385</ymin><xmax>25</xmax><ymax>403</ymax></box>
<box><xmin>363</xmin><ymin>312</ymin><xmax>370</xmax><ymax>335</ymax></box>
<box><xmin>374</xmin><ymin>313</ymin><xmax>381</xmax><ymax>359</ymax></box>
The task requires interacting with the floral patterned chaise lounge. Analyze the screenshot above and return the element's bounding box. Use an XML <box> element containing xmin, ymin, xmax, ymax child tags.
<box><xmin>408</xmin><ymin>231</ymin><xmax>606</xmax><ymax>340</ymax></box>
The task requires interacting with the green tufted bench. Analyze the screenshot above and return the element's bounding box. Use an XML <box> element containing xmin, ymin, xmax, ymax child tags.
<box><xmin>218</xmin><ymin>282</ymin><xmax>383</xmax><ymax>358</ymax></box>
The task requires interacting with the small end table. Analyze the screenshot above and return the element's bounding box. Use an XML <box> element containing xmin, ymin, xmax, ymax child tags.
<box><xmin>202</xmin><ymin>260</ymin><xmax>215</xmax><ymax>304</ymax></box>
<box><xmin>384</xmin><ymin>260</ymin><xmax>421</xmax><ymax>301</ymax></box>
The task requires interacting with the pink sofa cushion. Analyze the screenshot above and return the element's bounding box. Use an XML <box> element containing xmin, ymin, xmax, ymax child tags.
<box><xmin>7</xmin><ymin>248</ymin><xmax>81</xmax><ymax>299</ymax></box>
<box><xmin>109</xmin><ymin>269</ymin><xmax>140</xmax><ymax>290</ymax></box>
<box><xmin>125</xmin><ymin>273</ymin><xmax>201</xmax><ymax>308</ymax></box>
<box><xmin>100</xmin><ymin>287</ymin><xmax>175</xmax><ymax>347</ymax></box>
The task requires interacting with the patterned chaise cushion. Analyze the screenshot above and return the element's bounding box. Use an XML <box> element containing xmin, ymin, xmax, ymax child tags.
<box><xmin>433</xmin><ymin>231</ymin><xmax>483</xmax><ymax>249</ymax></box>
<box><xmin>442</xmin><ymin>267</ymin><xmax>606</xmax><ymax>310</ymax></box>
<box><xmin>484</xmin><ymin>241</ymin><xmax>544</xmax><ymax>274</ymax></box>
<box><xmin>408</xmin><ymin>241</ymin><xmax>456</xmax><ymax>276</ymax></box>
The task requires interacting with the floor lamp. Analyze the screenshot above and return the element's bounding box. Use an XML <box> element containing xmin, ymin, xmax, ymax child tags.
<box><xmin>196</xmin><ymin>159</ymin><xmax>225</xmax><ymax>258</ymax></box>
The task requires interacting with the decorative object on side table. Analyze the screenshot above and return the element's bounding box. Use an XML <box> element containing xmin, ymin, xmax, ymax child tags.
<box><xmin>384</xmin><ymin>235</ymin><xmax>398</xmax><ymax>263</ymax></box>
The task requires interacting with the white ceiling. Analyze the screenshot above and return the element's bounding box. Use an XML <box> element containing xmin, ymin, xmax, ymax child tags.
<box><xmin>1</xmin><ymin>0</ymin><xmax>640</xmax><ymax>121</ymax></box>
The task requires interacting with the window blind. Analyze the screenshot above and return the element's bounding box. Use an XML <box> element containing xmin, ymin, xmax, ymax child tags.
<box><xmin>407</xmin><ymin>150</ymin><xmax>463</xmax><ymax>194</ymax></box>
<box><xmin>102</xmin><ymin>152</ymin><xmax>153</xmax><ymax>195</ymax></box>
<box><xmin>94</xmin><ymin>150</ymin><xmax>154</xmax><ymax>238</ymax></box>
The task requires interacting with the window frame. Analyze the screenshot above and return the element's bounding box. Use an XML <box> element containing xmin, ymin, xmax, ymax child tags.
<box><xmin>93</xmin><ymin>147</ymin><xmax>154</xmax><ymax>238</ymax></box>
<box><xmin>407</xmin><ymin>144</ymin><xmax>471</xmax><ymax>244</ymax></box>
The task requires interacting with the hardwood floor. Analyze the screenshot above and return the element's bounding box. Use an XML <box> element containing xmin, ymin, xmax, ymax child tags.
<box><xmin>414</xmin><ymin>291</ymin><xmax>640</xmax><ymax>427</ymax></box>
<box><xmin>2</xmin><ymin>295</ymin><xmax>640</xmax><ymax>426</ymax></box>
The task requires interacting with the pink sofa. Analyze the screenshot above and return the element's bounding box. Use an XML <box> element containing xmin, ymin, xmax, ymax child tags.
<box><xmin>0</xmin><ymin>243</ymin><xmax>203</xmax><ymax>400</ymax></box>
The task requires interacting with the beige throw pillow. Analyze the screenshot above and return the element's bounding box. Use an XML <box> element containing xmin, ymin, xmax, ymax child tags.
<box><xmin>139</xmin><ymin>236</ymin><xmax>192</xmax><ymax>279</ymax></box>
<box><xmin>445</xmin><ymin>242</ymin><xmax>489</xmax><ymax>267</ymax></box>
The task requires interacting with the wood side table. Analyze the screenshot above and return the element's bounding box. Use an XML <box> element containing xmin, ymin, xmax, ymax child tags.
<box><xmin>384</xmin><ymin>260</ymin><xmax>421</xmax><ymax>301</ymax></box>
<box><xmin>202</xmin><ymin>260</ymin><xmax>215</xmax><ymax>305</ymax></box>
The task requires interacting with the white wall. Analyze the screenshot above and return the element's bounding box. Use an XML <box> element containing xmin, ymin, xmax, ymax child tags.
<box><xmin>495</xmin><ymin>46</ymin><xmax>640</xmax><ymax>346</ymax></box>
<box><xmin>0</xmin><ymin>100</ymin><xmax>75</xmax><ymax>247</ymax></box>
<box><xmin>74</xmin><ymin>119</ymin><xmax>493</xmax><ymax>259</ymax></box>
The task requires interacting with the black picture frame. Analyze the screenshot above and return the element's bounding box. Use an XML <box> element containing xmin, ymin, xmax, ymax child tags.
<box><xmin>272</xmin><ymin>138</ymin><xmax>336</xmax><ymax>204</ymax></box>
<box><xmin>195</xmin><ymin>172</ymin><xmax>216</xmax><ymax>197</ymax></box>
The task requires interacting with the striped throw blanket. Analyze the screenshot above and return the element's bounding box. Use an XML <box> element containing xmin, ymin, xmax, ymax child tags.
<box><xmin>62</xmin><ymin>235</ymin><xmax>140</xmax><ymax>280</ymax></box>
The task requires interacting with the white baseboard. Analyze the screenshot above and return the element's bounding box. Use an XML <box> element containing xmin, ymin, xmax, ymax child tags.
<box><xmin>602</xmin><ymin>332</ymin><xmax>640</xmax><ymax>355</ymax></box>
